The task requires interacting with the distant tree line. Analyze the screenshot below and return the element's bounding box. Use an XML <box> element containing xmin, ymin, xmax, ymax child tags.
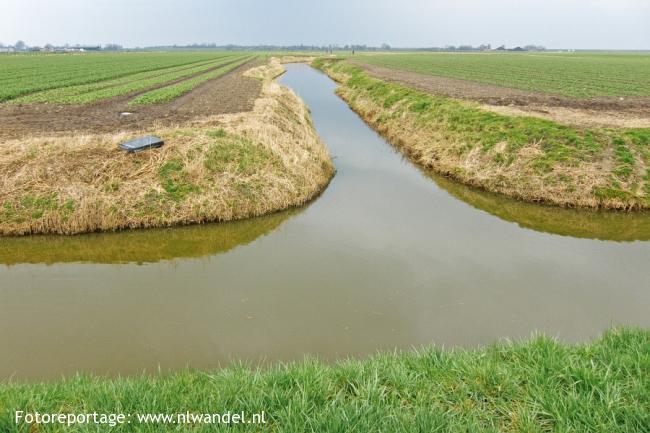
<box><xmin>399</xmin><ymin>44</ymin><xmax>546</xmax><ymax>52</ymax></box>
<box><xmin>140</xmin><ymin>43</ymin><xmax>547</xmax><ymax>53</ymax></box>
<box><xmin>0</xmin><ymin>40</ymin><xmax>547</xmax><ymax>53</ymax></box>
<box><xmin>0</xmin><ymin>40</ymin><xmax>122</xmax><ymax>52</ymax></box>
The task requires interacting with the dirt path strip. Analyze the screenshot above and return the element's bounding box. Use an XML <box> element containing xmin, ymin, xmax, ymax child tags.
<box><xmin>0</xmin><ymin>58</ymin><xmax>263</xmax><ymax>140</ymax></box>
<box><xmin>353</xmin><ymin>61</ymin><xmax>650</xmax><ymax>128</ymax></box>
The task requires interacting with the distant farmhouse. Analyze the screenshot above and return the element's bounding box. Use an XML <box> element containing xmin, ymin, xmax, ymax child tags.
<box><xmin>494</xmin><ymin>45</ymin><xmax>543</xmax><ymax>52</ymax></box>
<box><xmin>45</xmin><ymin>45</ymin><xmax>102</xmax><ymax>52</ymax></box>
<box><xmin>0</xmin><ymin>42</ymin><xmax>103</xmax><ymax>53</ymax></box>
<box><xmin>68</xmin><ymin>45</ymin><xmax>102</xmax><ymax>52</ymax></box>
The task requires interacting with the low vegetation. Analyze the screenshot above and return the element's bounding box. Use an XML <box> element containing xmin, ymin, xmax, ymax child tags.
<box><xmin>0</xmin><ymin>52</ymin><xmax>239</xmax><ymax>102</ymax></box>
<box><xmin>356</xmin><ymin>52</ymin><xmax>650</xmax><ymax>98</ymax></box>
<box><xmin>129</xmin><ymin>56</ymin><xmax>253</xmax><ymax>105</ymax></box>
<box><xmin>315</xmin><ymin>58</ymin><xmax>650</xmax><ymax>209</ymax></box>
<box><xmin>14</xmin><ymin>54</ymin><xmax>245</xmax><ymax>104</ymax></box>
<box><xmin>1</xmin><ymin>328</ymin><xmax>647</xmax><ymax>432</ymax></box>
<box><xmin>0</xmin><ymin>59</ymin><xmax>334</xmax><ymax>235</ymax></box>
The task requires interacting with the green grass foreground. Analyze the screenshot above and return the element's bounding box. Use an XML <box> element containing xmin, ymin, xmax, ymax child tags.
<box><xmin>1</xmin><ymin>328</ymin><xmax>648</xmax><ymax>432</ymax></box>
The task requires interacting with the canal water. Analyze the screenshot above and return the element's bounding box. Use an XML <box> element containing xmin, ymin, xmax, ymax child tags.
<box><xmin>2</xmin><ymin>64</ymin><xmax>649</xmax><ymax>381</ymax></box>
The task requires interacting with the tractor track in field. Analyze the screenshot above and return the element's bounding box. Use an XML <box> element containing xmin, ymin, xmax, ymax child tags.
<box><xmin>0</xmin><ymin>58</ymin><xmax>263</xmax><ymax>140</ymax></box>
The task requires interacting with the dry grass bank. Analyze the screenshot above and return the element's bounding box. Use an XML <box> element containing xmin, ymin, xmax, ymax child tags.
<box><xmin>0</xmin><ymin>59</ymin><xmax>334</xmax><ymax>235</ymax></box>
<box><xmin>480</xmin><ymin>104</ymin><xmax>650</xmax><ymax>129</ymax></box>
<box><xmin>276</xmin><ymin>55</ymin><xmax>317</xmax><ymax>64</ymax></box>
<box><xmin>315</xmin><ymin>59</ymin><xmax>650</xmax><ymax>210</ymax></box>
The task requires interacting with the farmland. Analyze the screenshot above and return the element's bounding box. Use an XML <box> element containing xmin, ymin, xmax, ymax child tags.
<box><xmin>130</xmin><ymin>55</ymin><xmax>254</xmax><ymax>105</ymax></box>
<box><xmin>0</xmin><ymin>52</ymin><xmax>265</xmax><ymax>139</ymax></box>
<box><xmin>1</xmin><ymin>52</ymin><xmax>255</xmax><ymax>105</ymax></box>
<box><xmin>355</xmin><ymin>52</ymin><xmax>650</xmax><ymax>98</ymax></box>
<box><xmin>0</xmin><ymin>58</ymin><xmax>334</xmax><ymax>235</ymax></box>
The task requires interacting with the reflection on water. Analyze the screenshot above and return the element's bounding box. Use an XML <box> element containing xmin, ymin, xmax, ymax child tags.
<box><xmin>3</xmin><ymin>169</ymin><xmax>646</xmax><ymax>267</ymax></box>
<box><xmin>0</xmin><ymin>209</ymin><xmax>299</xmax><ymax>265</ymax></box>
<box><xmin>428</xmin><ymin>173</ymin><xmax>650</xmax><ymax>242</ymax></box>
<box><xmin>2</xmin><ymin>64</ymin><xmax>649</xmax><ymax>381</ymax></box>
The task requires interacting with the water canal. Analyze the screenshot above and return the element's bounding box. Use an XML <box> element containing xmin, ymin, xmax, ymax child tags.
<box><xmin>1</xmin><ymin>63</ymin><xmax>649</xmax><ymax>380</ymax></box>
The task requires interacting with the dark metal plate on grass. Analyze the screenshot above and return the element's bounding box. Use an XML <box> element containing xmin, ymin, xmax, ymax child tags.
<box><xmin>119</xmin><ymin>136</ymin><xmax>164</xmax><ymax>153</ymax></box>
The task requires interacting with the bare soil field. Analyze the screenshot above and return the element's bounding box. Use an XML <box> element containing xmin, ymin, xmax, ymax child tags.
<box><xmin>0</xmin><ymin>59</ymin><xmax>263</xmax><ymax>140</ymax></box>
<box><xmin>354</xmin><ymin>62</ymin><xmax>650</xmax><ymax>128</ymax></box>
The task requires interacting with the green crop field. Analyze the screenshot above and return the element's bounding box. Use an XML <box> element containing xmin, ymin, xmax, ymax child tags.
<box><xmin>0</xmin><ymin>52</ymin><xmax>254</xmax><ymax>104</ymax></box>
<box><xmin>130</xmin><ymin>55</ymin><xmax>254</xmax><ymax>105</ymax></box>
<box><xmin>356</xmin><ymin>52</ymin><xmax>650</xmax><ymax>98</ymax></box>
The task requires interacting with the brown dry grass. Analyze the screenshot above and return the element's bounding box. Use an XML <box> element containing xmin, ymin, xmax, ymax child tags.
<box><xmin>0</xmin><ymin>58</ymin><xmax>334</xmax><ymax>236</ymax></box>
<box><xmin>481</xmin><ymin>105</ymin><xmax>650</xmax><ymax>129</ymax></box>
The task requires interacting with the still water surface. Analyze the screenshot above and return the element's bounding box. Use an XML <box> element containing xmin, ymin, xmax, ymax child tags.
<box><xmin>2</xmin><ymin>64</ymin><xmax>649</xmax><ymax>380</ymax></box>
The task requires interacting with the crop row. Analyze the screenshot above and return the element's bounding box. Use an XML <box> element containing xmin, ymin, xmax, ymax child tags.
<box><xmin>358</xmin><ymin>53</ymin><xmax>650</xmax><ymax>98</ymax></box>
<box><xmin>129</xmin><ymin>56</ymin><xmax>254</xmax><ymax>105</ymax></box>
<box><xmin>14</xmin><ymin>55</ymin><xmax>242</xmax><ymax>104</ymax></box>
<box><xmin>14</xmin><ymin>57</ymin><xmax>229</xmax><ymax>101</ymax></box>
<box><xmin>0</xmin><ymin>52</ymin><xmax>239</xmax><ymax>102</ymax></box>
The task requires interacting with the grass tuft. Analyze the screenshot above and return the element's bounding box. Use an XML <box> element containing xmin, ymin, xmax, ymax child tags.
<box><xmin>158</xmin><ymin>159</ymin><xmax>199</xmax><ymax>201</ymax></box>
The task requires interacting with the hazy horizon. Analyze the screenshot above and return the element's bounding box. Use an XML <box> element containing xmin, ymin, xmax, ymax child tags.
<box><xmin>1</xmin><ymin>0</ymin><xmax>649</xmax><ymax>50</ymax></box>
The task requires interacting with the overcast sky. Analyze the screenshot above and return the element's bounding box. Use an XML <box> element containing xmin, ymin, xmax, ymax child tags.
<box><xmin>1</xmin><ymin>0</ymin><xmax>649</xmax><ymax>49</ymax></box>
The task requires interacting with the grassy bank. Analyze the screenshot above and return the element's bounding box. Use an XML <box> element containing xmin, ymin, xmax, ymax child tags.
<box><xmin>314</xmin><ymin>58</ymin><xmax>650</xmax><ymax>209</ymax></box>
<box><xmin>0</xmin><ymin>59</ymin><xmax>334</xmax><ymax>235</ymax></box>
<box><xmin>1</xmin><ymin>328</ymin><xmax>648</xmax><ymax>432</ymax></box>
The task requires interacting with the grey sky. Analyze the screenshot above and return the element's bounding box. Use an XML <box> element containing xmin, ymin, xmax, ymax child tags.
<box><xmin>1</xmin><ymin>0</ymin><xmax>649</xmax><ymax>49</ymax></box>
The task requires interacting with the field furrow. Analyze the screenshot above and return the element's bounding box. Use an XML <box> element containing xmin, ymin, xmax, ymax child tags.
<box><xmin>12</xmin><ymin>56</ymin><xmax>232</xmax><ymax>101</ymax></box>
<box><xmin>13</xmin><ymin>55</ymin><xmax>245</xmax><ymax>104</ymax></box>
<box><xmin>0</xmin><ymin>52</ymin><xmax>241</xmax><ymax>102</ymax></box>
<box><xmin>129</xmin><ymin>56</ymin><xmax>254</xmax><ymax>105</ymax></box>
